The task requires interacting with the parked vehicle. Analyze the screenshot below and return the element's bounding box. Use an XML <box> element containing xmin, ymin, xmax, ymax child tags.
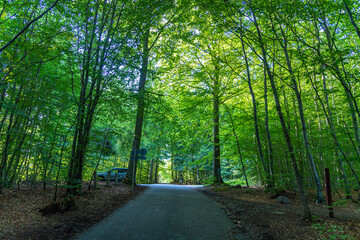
<box><xmin>97</xmin><ymin>168</ymin><xmax>127</xmax><ymax>181</ymax></box>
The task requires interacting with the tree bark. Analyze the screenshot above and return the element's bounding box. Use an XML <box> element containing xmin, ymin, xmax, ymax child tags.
<box><xmin>264</xmin><ymin>68</ymin><xmax>275</xmax><ymax>187</ymax></box>
<box><xmin>212</xmin><ymin>60</ymin><xmax>223</xmax><ymax>184</ymax></box>
<box><xmin>250</xmin><ymin>5</ymin><xmax>311</xmax><ymax>220</ymax></box>
<box><xmin>275</xmin><ymin>22</ymin><xmax>325</xmax><ymax>203</ymax></box>
<box><xmin>124</xmin><ymin>26</ymin><xmax>150</xmax><ymax>185</ymax></box>
<box><xmin>344</xmin><ymin>0</ymin><xmax>360</xmax><ymax>40</ymax></box>
<box><xmin>0</xmin><ymin>0</ymin><xmax>60</xmax><ymax>53</ymax></box>
<box><xmin>319</xmin><ymin>15</ymin><xmax>360</xmax><ymax>156</ymax></box>
<box><xmin>225</xmin><ymin>105</ymin><xmax>249</xmax><ymax>188</ymax></box>
<box><xmin>67</xmin><ymin>1</ymin><xmax>120</xmax><ymax>195</ymax></box>
<box><xmin>154</xmin><ymin>159</ymin><xmax>159</xmax><ymax>184</ymax></box>
<box><xmin>239</xmin><ymin>24</ymin><xmax>270</xmax><ymax>187</ymax></box>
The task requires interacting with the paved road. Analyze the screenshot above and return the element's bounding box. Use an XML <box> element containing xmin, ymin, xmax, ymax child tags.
<box><xmin>76</xmin><ymin>184</ymin><xmax>234</xmax><ymax>240</ymax></box>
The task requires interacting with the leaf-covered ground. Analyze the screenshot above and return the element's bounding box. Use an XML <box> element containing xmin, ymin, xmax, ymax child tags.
<box><xmin>0</xmin><ymin>182</ymin><xmax>146</xmax><ymax>240</ymax></box>
<box><xmin>1</xmin><ymin>183</ymin><xmax>359</xmax><ymax>240</ymax></box>
<box><xmin>202</xmin><ymin>185</ymin><xmax>360</xmax><ymax>240</ymax></box>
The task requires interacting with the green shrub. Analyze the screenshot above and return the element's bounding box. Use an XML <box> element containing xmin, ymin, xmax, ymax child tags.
<box><xmin>225</xmin><ymin>179</ymin><xmax>246</xmax><ymax>186</ymax></box>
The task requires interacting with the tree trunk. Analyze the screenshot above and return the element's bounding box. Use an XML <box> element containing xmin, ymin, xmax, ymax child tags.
<box><xmin>238</xmin><ymin>24</ymin><xmax>270</xmax><ymax>187</ymax></box>
<box><xmin>320</xmin><ymin>71</ymin><xmax>356</xmax><ymax>199</ymax></box>
<box><xmin>66</xmin><ymin>1</ymin><xmax>120</xmax><ymax>196</ymax></box>
<box><xmin>213</xmin><ymin>74</ymin><xmax>223</xmax><ymax>184</ymax></box>
<box><xmin>344</xmin><ymin>0</ymin><xmax>360</xmax><ymax>40</ymax></box>
<box><xmin>124</xmin><ymin>26</ymin><xmax>150</xmax><ymax>185</ymax></box>
<box><xmin>277</xmin><ymin>23</ymin><xmax>324</xmax><ymax>203</ymax></box>
<box><xmin>154</xmin><ymin>159</ymin><xmax>159</xmax><ymax>184</ymax></box>
<box><xmin>250</xmin><ymin>7</ymin><xmax>311</xmax><ymax>220</ymax></box>
<box><xmin>264</xmin><ymin>68</ymin><xmax>275</xmax><ymax>187</ymax></box>
<box><xmin>225</xmin><ymin>105</ymin><xmax>249</xmax><ymax>188</ymax></box>
<box><xmin>149</xmin><ymin>159</ymin><xmax>154</xmax><ymax>183</ymax></box>
<box><xmin>320</xmin><ymin>15</ymin><xmax>360</xmax><ymax>155</ymax></box>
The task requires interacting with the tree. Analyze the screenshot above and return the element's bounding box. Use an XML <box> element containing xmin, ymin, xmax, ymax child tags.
<box><xmin>66</xmin><ymin>0</ymin><xmax>129</xmax><ymax>195</ymax></box>
<box><xmin>124</xmin><ymin>0</ymin><xmax>188</xmax><ymax>184</ymax></box>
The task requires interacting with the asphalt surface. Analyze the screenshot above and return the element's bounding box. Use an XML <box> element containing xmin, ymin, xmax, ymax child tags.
<box><xmin>76</xmin><ymin>184</ymin><xmax>234</xmax><ymax>240</ymax></box>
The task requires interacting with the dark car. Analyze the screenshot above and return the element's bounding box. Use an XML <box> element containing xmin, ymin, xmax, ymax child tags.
<box><xmin>97</xmin><ymin>168</ymin><xmax>127</xmax><ymax>181</ymax></box>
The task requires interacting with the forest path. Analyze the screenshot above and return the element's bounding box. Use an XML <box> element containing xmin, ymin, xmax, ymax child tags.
<box><xmin>76</xmin><ymin>184</ymin><xmax>237</xmax><ymax>240</ymax></box>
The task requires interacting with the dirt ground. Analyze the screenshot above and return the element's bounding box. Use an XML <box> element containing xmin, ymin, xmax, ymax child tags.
<box><xmin>0</xmin><ymin>182</ymin><xmax>146</xmax><ymax>240</ymax></box>
<box><xmin>202</xmin><ymin>185</ymin><xmax>360</xmax><ymax>240</ymax></box>
<box><xmin>1</xmin><ymin>183</ymin><xmax>359</xmax><ymax>240</ymax></box>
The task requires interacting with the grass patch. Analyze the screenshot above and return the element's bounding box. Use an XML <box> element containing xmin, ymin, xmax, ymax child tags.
<box><xmin>212</xmin><ymin>186</ymin><xmax>232</xmax><ymax>192</ymax></box>
<box><xmin>225</xmin><ymin>179</ymin><xmax>247</xmax><ymax>186</ymax></box>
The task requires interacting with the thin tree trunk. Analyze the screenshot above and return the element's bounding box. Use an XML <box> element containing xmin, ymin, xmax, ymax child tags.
<box><xmin>154</xmin><ymin>159</ymin><xmax>159</xmax><ymax>184</ymax></box>
<box><xmin>320</xmin><ymin>15</ymin><xmax>360</xmax><ymax>155</ymax></box>
<box><xmin>67</xmin><ymin>1</ymin><xmax>120</xmax><ymax>195</ymax></box>
<box><xmin>149</xmin><ymin>159</ymin><xmax>154</xmax><ymax>183</ymax></box>
<box><xmin>225</xmin><ymin>105</ymin><xmax>249</xmax><ymax>188</ymax></box>
<box><xmin>264</xmin><ymin>67</ymin><xmax>275</xmax><ymax>187</ymax></box>
<box><xmin>250</xmin><ymin>6</ymin><xmax>311</xmax><ymax>219</ymax></box>
<box><xmin>239</xmin><ymin>25</ymin><xmax>270</xmax><ymax>187</ymax></box>
<box><xmin>344</xmin><ymin>0</ymin><xmax>360</xmax><ymax>40</ymax></box>
<box><xmin>54</xmin><ymin>130</ymin><xmax>71</xmax><ymax>201</ymax></box>
<box><xmin>276</xmin><ymin>22</ymin><xmax>324</xmax><ymax>203</ymax></box>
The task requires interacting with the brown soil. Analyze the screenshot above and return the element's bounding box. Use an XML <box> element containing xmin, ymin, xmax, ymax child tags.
<box><xmin>0</xmin><ymin>182</ymin><xmax>146</xmax><ymax>240</ymax></box>
<box><xmin>1</xmin><ymin>183</ymin><xmax>359</xmax><ymax>240</ymax></box>
<box><xmin>202</xmin><ymin>185</ymin><xmax>360</xmax><ymax>240</ymax></box>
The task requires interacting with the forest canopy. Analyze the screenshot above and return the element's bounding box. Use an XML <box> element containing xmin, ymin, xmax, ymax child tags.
<box><xmin>0</xmin><ymin>0</ymin><xmax>359</xmax><ymax>219</ymax></box>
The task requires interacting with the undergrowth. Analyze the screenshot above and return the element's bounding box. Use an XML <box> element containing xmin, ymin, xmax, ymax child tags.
<box><xmin>311</xmin><ymin>222</ymin><xmax>355</xmax><ymax>240</ymax></box>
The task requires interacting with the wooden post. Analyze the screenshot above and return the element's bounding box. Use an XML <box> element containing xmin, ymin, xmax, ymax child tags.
<box><xmin>106</xmin><ymin>171</ymin><xmax>111</xmax><ymax>187</ymax></box>
<box><xmin>324</xmin><ymin>168</ymin><xmax>334</xmax><ymax>218</ymax></box>
<box><xmin>94</xmin><ymin>170</ymin><xmax>97</xmax><ymax>188</ymax></box>
<box><xmin>115</xmin><ymin>172</ymin><xmax>118</xmax><ymax>186</ymax></box>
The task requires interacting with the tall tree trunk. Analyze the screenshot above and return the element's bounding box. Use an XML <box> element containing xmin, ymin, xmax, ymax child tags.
<box><xmin>239</xmin><ymin>25</ymin><xmax>270</xmax><ymax>187</ymax></box>
<box><xmin>124</xmin><ymin>26</ymin><xmax>150</xmax><ymax>185</ymax></box>
<box><xmin>320</xmin><ymin>15</ymin><xmax>360</xmax><ymax>155</ymax></box>
<box><xmin>212</xmin><ymin>62</ymin><xmax>223</xmax><ymax>184</ymax></box>
<box><xmin>67</xmin><ymin>1</ymin><xmax>120</xmax><ymax>195</ymax></box>
<box><xmin>321</xmin><ymin>71</ymin><xmax>357</xmax><ymax>199</ymax></box>
<box><xmin>0</xmin><ymin>83</ymin><xmax>24</xmax><ymax>193</ymax></box>
<box><xmin>344</xmin><ymin>0</ymin><xmax>360</xmax><ymax>40</ymax></box>
<box><xmin>225</xmin><ymin>106</ymin><xmax>249</xmax><ymax>188</ymax></box>
<box><xmin>276</xmin><ymin>23</ymin><xmax>325</xmax><ymax>203</ymax></box>
<box><xmin>0</xmin><ymin>114</ymin><xmax>14</xmax><ymax>193</ymax></box>
<box><xmin>264</xmin><ymin>68</ymin><xmax>275</xmax><ymax>187</ymax></box>
<box><xmin>250</xmin><ymin>6</ymin><xmax>311</xmax><ymax>219</ymax></box>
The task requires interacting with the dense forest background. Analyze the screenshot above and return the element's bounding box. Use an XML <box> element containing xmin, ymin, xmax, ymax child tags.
<box><xmin>0</xmin><ymin>0</ymin><xmax>360</xmax><ymax>218</ymax></box>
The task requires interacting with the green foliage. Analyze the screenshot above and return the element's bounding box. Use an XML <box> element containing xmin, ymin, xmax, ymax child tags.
<box><xmin>311</xmin><ymin>223</ymin><xmax>355</xmax><ymax>240</ymax></box>
<box><xmin>202</xmin><ymin>177</ymin><xmax>217</xmax><ymax>186</ymax></box>
<box><xmin>212</xmin><ymin>185</ymin><xmax>232</xmax><ymax>192</ymax></box>
<box><xmin>0</xmin><ymin>0</ymin><xmax>360</xmax><ymax>210</ymax></box>
<box><xmin>225</xmin><ymin>179</ymin><xmax>247</xmax><ymax>186</ymax></box>
<box><xmin>332</xmin><ymin>199</ymin><xmax>353</xmax><ymax>208</ymax></box>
